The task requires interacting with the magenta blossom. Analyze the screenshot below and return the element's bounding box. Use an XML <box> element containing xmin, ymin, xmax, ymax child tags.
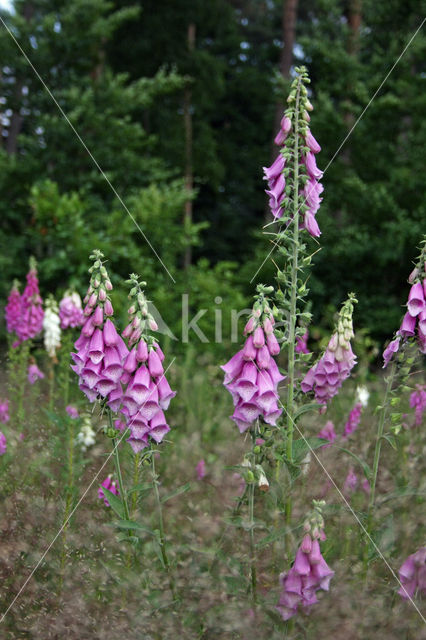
<box><xmin>71</xmin><ymin>251</ymin><xmax>128</xmax><ymax>410</ymax></box>
<box><xmin>16</xmin><ymin>258</ymin><xmax>44</xmax><ymax>342</ymax></box>
<box><xmin>59</xmin><ymin>291</ymin><xmax>84</xmax><ymax>329</ymax></box>
<box><xmin>119</xmin><ymin>274</ymin><xmax>176</xmax><ymax>453</ymax></box>
<box><xmin>28</xmin><ymin>364</ymin><xmax>45</xmax><ymax>385</ymax></box>
<box><xmin>196</xmin><ymin>459</ymin><xmax>206</xmax><ymax>480</ymax></box>
<box><xmin>5</xmin><ymin>282</ymin><xmax>22</xmax><ymax>335</ymax></box>
<box><xmin>302</xmin><ymin>295</ymin><xmax>357</xmax><ymax>408</ymax></box>
<box><xmin>343</xmin><ymin>402</ymin><xmax>362</xmax><ymax>438</ymax></box>
<box><xmin>383</xmin><ymin>247</ymin><xmax>426</xmax><ymax>366</ymax></box>
<box><xmin>221</xmin><ymin>298</ymin><xmax>284</xmax><ymax>433</ymax></box>
<box><xmin>263</xmin><ymin>99</ymin><xmax>323</xmax><ymax>238</ymax></box>
<box><xmin>318</xmin><ymin>420</ymin><xmax>336</xmax><ymax>446</ymax></box>
<box><xmin>409</xmin><ymin>384</ymin><xmax>426</xmax><ymax>427</ymax></box>
<box><xmin>0</xmin><ymin>400</ymin><xmax>10</xmax><ymax>424</ymax></box>
<box><xmin>343</xmin><ymin>467</ymin><xmax>358</xmax><ymax>494</ymax></box>
<box><xmin>0</xmin><ymin>431</ymin><xmax>6</xmax><ymax>455</ymax></box>
<box><xmin>98</xmin><ymin>476</ymin><xmax>119</xmax><ymax>507</ymax></box>
<box><xmin>277</xmin><ymin>532</ymin><xmax>334</xmax><ymax>621</ymax></box>
<box><xmin>295</xmin><ymin>330</ymin><xmax>310</xmax><ymax>354</ymax></box>
<box><xmin>66</xmin><ymin>405</ymin><xmax>79</xmax><ymax>419</ymax></box>
<box><xmin>398</xmin><ymin>547</ymin><xmax>426</xmax><ymax>601</ymax></box>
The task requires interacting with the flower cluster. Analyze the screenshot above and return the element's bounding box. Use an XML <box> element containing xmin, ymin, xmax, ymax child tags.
<box><xmin>398</xmin><ymin>547</ymin><xmax>426</xmax><ymax>601</ymax></box>
<box><xmin>5</xmin><ymin>281</ymin><xmax>22</xmax><ymax>334</ymax></box>
<box><xmin>0</xmin><ymin>432</ymin><xmax>6</xmax><ymax>455</ymax></box>
<box><xmin>71</xmin><ymin>251</ymin><xmax>127</xmax><ymax>406</ymax></box>
<box><xmin>301</xmin><ymin>294</ymin><xmax>357</xmax><ymax>409</ymax></box>
<box><xmin>221</xmin><ymin>293</ymin><xmax>284</xmax><ymax>433</ymax></box>
<box><xmin>409</xmin><ymin>385</ymin><xmax>426</xmax><ymax>427</ymax></box>
<box><xmin>263</xmin><ymin>69</ymin><xmax>323</xmax><ymax>238</ymax></box>
<box><xmin>343</xmin><ymin>402</ymin><xmax>362</xmax><ymax>438</ymax></box>
<box><xmin>119</xmin><ymin>274</ymin><xmax>176</xmax><ymax>453</ymax></box>
<box><xmin>0</xmin><ymin>399</ymin><xmax>9</xmax><ymax>424</ymax></box>
<box><xmin>318</xmin><ymin>420</ymin><xmax>336</xmax><ymax>446</ymax></box>
<box><xmin>383</xmin><ymin>246</ymin><xmax>426</xmax><ymax>367</ymax></box>
<box><xmin>295</xmin><ymin>329</ymin><xmax>309</xmax><ymax>354</ymax></box>
<box><xmin>43</xmin><ymin>296</ymin><xmax>61</xmax><ymax>358</ymax></box>
<box><xmin>66</xmin><ymin>405</ymin><xmax>79</xmax><ymax>419</ymax></box>
<box><xmin>16</xmin><ymin>258</ymin><xmax>44</xmax><ymax>343</ymax></box>
<box><xmin>28</xmin><ymin>363</ymin><xmax>44</xmax><ymax>385</ymax></box>
<box><xmin>343</xmin><ymin>467</ymin><xmax>358</xmax><ymax>494</ymax></box>
<box><xmin>277</xmin><ymin>502</ymin><xmax>334</xmax><ymax>621</ymax></box>
<box><xmin>76</xmin><ymin>416</ymin><xmax>96</xmax><ymax>451</ymax></box>
<box><xmin>59</xmin><ymin>291</ymin><xmax>84</xmax><ymax>329</ymax></box>
<box><xmin>98</xmin><ymin>476</ymin><xmax>119</xmax><ymax>507</ymax></box>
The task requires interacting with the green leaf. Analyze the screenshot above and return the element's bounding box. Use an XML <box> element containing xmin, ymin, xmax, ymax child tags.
<box><xmin>292</xmin><ymin>437</ymin><xmax>328</xmax><ymax>463</ymax></box>
<box><xmin>335</xmin><ymin>447</ymin><xmax>371</xmax><ymax>481</ymax></box>
<box><xmin>294</xmin><ymin>402</ymin><xmax>322</xmax><ymax>421</ymax></box>
<box><xmin>110</xmin><ymin>519</ymin><xmax>156</xmax><ymax>536</ymax></box>
<box><xmin>101</xmin><ymin>487</ymin><xmax>125</xmax><ymax>519</ymax></box>
<box><xmin>161</xmin><ymin>482</ymin><xmax>191</xmax><ymax>503</ymax></box>
<box><xmin>381</xmin><ymin>433</ymin><xmax>397</xmax><ymax>450</ymax></box>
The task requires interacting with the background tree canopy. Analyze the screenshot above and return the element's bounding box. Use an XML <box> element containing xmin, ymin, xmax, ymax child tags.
<box><xmin>0</xmin><ymin>0</ymin><xmax>425</xmax><ymax>351</ymax></box>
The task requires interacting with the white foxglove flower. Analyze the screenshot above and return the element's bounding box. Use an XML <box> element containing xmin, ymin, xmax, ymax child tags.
<box><xmin>43</xmin><ymin>296</ymin><xmax>61</xmax><ymax>357</ymax></box>
<box><xmin>356</xmin><ymin>385</ymin><xmax>370</xmax><ymax>407</ymax></box>
<box><xmin>76</xmin><ymin>416</ymin><xmax>96</xmax><ymax>451</ymax></box>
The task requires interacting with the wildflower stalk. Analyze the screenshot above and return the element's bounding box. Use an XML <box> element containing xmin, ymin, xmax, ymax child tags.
<box><xmin>248</xmin><ymin>479</ymin><xmax>257</xmax><ymax>604</ymax></box>
<box><xmin>285</xmin><ymin>74</ymin><xmax>301</xmax><ymax>469</ymax></box>
<box><xmin>151</xmin><ymin>449</ymin><xmax>177</xmax><ymax>601</ymax></box>
<box><xmin>108</xmin><ymin>409</ymin><xmax>130</xmax><ymax>522</ymax></box>
<box><xmin>366</xmin><ymin>362</ymin><xmax>396</xmax><ymax>537</ymax></box>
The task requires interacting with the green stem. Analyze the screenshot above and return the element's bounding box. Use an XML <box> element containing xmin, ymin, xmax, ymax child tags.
<box><xmin>49</xmin><ymin>359</ymin><xmax>55</xmax><ymax>412</ymax></box>
<box><xmin>108</xmin><ymin>410</ymin><xmax>130</xmax><ymax>522</ymax></box>
<box><xmin>284</xmin><ymin>75</ymin><xmax>302</xmax><ymax>526</ymax></box>
<box><xmin>366</xmin><ymin>363</ymin><xmax>396</xmax><ymax>551</ymax></box>
<box><xmin>151</xmin><ymin>450</ymin><xmax>177</xmax><ymax>600</ymax></box>
<box><xmin>248</xmin><ymin>480</ymin><xmax>257</xmax><ymax>605</ymax></box>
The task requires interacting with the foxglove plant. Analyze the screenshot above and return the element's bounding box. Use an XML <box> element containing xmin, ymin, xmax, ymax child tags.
<box><xmin>221</xmin><ymin>288</ymin><xmax>284</xmax><ymax>433</ymax></box>
<box><xmin>277</xmin><ymin>501</ymin><xmax>334</xmax><ymax>621</ymax></box>
<box><xmin>397</xmin><ymin>547</ymin><xmax>426</xmax><ymax>601</ymax></box>
<box><xmin>318</xmin><ymin>420</ymin><xmax>336</xmax><ymax>446</ymax></box>
<box><xmin>301</xmin><ymin>294</ymin><xmax>357</xmax><ymax>410</ymax></box>
<box><xmin>409</xmin><ymin>385</ymin><xmax>426</xmax><ymax>427</ymax></box>
<box><xmin>27</xmin><ymin>363</ymin><xmax>44</xmax><ymax>385</ymax></box>
<box><xmin>0</xmin><ymin>400</ymin><xmax>10</xmax><ymax>424</ymax></box>
<box><xmin>98</xmin><ymin>476</ymin><xmax>119</xmax><ymax>507</ymax></box>
<box><xmin>119</xmin><ymin>273</ymin><xmax>176</xmax><ymax>453</ymax></box>
<box><xmin>5</xmin><ymin>281</ymin><xmax>22</xmax><ymax>336</ymax></box>
<box><xmin>59</xmin><ymin>291</ymin><xmax>84</xmax><ymax>329</ymax></box>
<box><xmin>0</xmin><ymin>432</ymin><xmax>6</xmax><ymax>455</ymax></box>
<box><xmin>16</xmin><ymin>257</ymin><xmax>44</xmax><ymax>343</ymax></box>
<box><xmin>43</xmin><ymin>296</ymin><xmax>62</xmax><ymax>358</ymax></box>
<box><xmin>343</xmin><ymin>402</ymin><xmax>362</xmax><ymax>438</ymax></box>
<box><xmin>367</xmin><ymin>239</ymin><xmax>426</xmax><ymax>540</ymax></box>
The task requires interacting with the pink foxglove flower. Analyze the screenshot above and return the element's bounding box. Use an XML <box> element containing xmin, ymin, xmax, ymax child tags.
<box><xmin>295</xmin><ymin>330</ymin><xmax>309</xmax><ymax>354</ymax></box>
<box><xmin>343</xmin><ymin>402</ymin><xmax>362</xmax><ymax>438</ymax></box>
<box><xmin>398</xmin><ymin>547</ymin><xmax>426</xmax><ymax>600</ymax></box>
<box><xmin>43</xmin><ymin>296</ymin><xmax>61</xmax><ymax>357</ymax></box>
<box><xmin>301</xmin><ymin>295</ymin><xmax>357</xmax><ymax>408</ymax></box>
<box><xmin>59</xmin><ymin>291</ymin><xmax>84</xmax><ymax>329</ymax></box>
<box><xmin>66</xmin><ymin>405</ymin><xmax>79</xmax><ymax>419</ymax></box>
<box><xmin>318</xmin><ymin>420</ymin><xmax>336</xmax><ymax>446</ymax></box>
<box><xmin>0</xmin><ymin>400</ymin><xmax>10</xmax><ymax>424</ymax></box>
<box><xmin>98</xmin><ymin>476</ymin><xmax>119</xmax><ymax>507</ymax></box>
<box><xmin>263</xmin><ymin>86</ymin><xmax>323</xmax><ymax>238</ymax></box>
<box><xmin>277</xmin><ymin>503</ymin><xmax>334</xmax><ymax>621</ymax></box>
<box><xmin>0</xmin><ymin>431</ymin><xmax>6</xmax><ymax>455</ymax></box>
<box><xmin>221</xmin><ymin>296</ymin><xmax>284</xmax><ymax>433</ymax></box>
<box><xmin>28</xmin><ymin>363</ymin><xmax>45</xmax><ymax>384</ymax></box>
<box><xmin>343</xmin><ymin>467</ymin><xmax>358</xmax><ymax>494</ymax></box>
<box><xmin>409</xmin><ymin>384</ymin><xmax>426</xmax><ymax>427</ymax></box>
<box><xmin>5</xmin><ymin>281</ymin><xmax>22</xmax><ymax>335</ymax></box>
<box><xmin>71</xmin><ymin>251</ymin><xmax>128</xmax><ymax>408</ymax></box>
<box><xmin>16</xmin><ymin>258</ymin><xmax>44</xmax><ymax>342</ymax></box>
<box><xmin>383</xmin><ymin>244</ymin><xmax>426</xmax><ymax>366</ymax></box>
<box><xmin>196</xmin><ymin>459</ymin><xmax>206</xmax><ymax>480</ymax></box>
<box><xmin>119</xmin><ymin>274</ymin><xmax>176</xmax><ymax>453</ymax></box>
